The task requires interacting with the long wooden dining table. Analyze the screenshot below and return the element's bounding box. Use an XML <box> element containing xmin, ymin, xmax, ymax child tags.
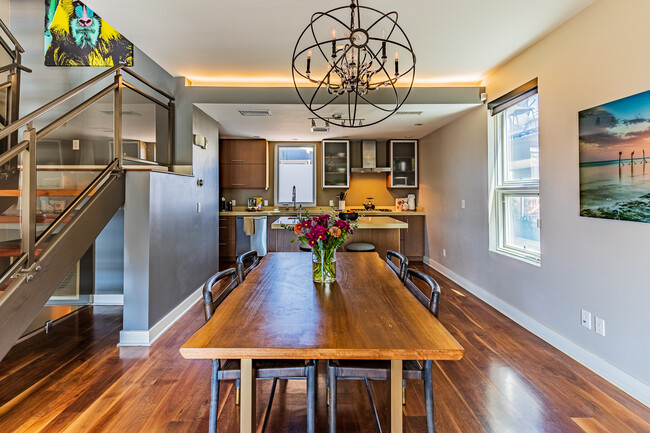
<box><xmin>180</xmin><ymin>252</ymin><xmax>464</xmax><ymax>433</ymax></box>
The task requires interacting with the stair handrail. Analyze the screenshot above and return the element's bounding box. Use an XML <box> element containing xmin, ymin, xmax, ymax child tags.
<box><xmin>0</xmin><ymin>64</ymin><xmax>175</xmax><ymax>151</ymax></box>
<box><xmin>0</xmin><ymin>62</ymin><xmax>175</xmax><ymax>270</ymax></box>
<box><xmin>36</xmin><ymin>159</ymin><xmax>120</xmax><ymax>246</ymax></box>
<box><xmin>0</xmin><ymin>19</ymin><xmax>24</xmax><ymax>55</ymax></box>
<box><xmin>0</xmin><ymin>65</ymin><xmax>122</xmax><ymax>142</ymax></box>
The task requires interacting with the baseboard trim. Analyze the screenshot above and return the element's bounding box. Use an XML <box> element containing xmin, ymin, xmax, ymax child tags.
<box><xmin>118</xmin><ymin>286</ymin><xmax>202</xmax><ymax>347</ymax></box>
<box><xmin>422</xmin><ymin>256</ymin><xmax>650</xmax><ymax>408</ymax></box>
<box><xmin>93</xmin><ymin>294</ymin><xmax>124</xmax><ymax>305</ymax></box>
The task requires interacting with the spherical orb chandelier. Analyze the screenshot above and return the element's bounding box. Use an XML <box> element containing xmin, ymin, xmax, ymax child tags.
<box><xmin>292</xmin><ymin>1</ymin><xmax>416</xmax><ymax>128</ymax></box>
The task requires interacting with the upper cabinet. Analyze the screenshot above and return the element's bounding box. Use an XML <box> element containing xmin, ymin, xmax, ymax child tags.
<box><xmin>220</xmin><ymin>139</ymin><xmax>269</xmax><ymax>189</ymax></box>
<box><xmin>322</xmin><ymin>140</ymin><xmax>350</xmax><ymax>189</ymax></box>
<box><xmin>388</xmin><ymin>139</ymin><xmax>418</xmax><ymax>188</ymax></box>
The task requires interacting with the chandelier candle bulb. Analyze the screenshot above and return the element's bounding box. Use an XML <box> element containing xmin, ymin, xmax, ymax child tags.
<box><xmin>306</xmin><ymin>50</ymin><xmax>311</xmax><ymax>74</ymax></box>
<box><xmin>395</xmin><ymin>52</ymin><xmax>399</xmax><ymax>76</ymax></box>
<box><xmin>382</xmin><ymin>41</ymin><xmax>387</xmax><ymax>59</ymax></box>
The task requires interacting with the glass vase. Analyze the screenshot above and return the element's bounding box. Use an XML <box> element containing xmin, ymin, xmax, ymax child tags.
<box><xmin>312</xmin><ymin>248</ymin><xmax>336</xmax><ymax>283</ymax></box>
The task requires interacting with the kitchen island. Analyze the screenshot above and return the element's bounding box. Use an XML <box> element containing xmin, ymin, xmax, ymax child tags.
<box><xmin>270</xmin><ymin>216</ymin><xmax>407</xmax><ymax>258</ymax></box>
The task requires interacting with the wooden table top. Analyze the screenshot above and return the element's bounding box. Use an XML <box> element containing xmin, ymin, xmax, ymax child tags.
<box><xmin>180</xmin><ymin>252</ymin><xmax>464</xmax><ymax>361</ymax></box>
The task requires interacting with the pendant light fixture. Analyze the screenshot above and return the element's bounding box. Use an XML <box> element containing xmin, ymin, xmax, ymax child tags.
<box><xmin>292</xmin><ymin>1</ymin><xmax>416</xmax><ymax>128</ymax></box>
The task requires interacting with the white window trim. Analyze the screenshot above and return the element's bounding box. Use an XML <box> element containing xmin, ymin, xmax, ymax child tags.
<box><xmin>274</xmin><ymin>142</ymin><xmax>317</xmax><ymax>207</ymax></box>
<box><xmin>488</xmin><ymin>94</ymin><xmax>541</xmax><ymax>266</ymax></box>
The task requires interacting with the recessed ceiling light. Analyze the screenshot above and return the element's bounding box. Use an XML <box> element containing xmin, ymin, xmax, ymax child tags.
<box><xmin>292</xmin><ymin>138</ymin><xmax>298</xmax><ymax>140</ymax></box>
<box><xmin>252</xmin><ymin>135</ymin><xmax>260</xmax><ymax>138</ymax></box>
<box><xmin>414</xmin><ymin>123</ymin><xmax>423</xmax><ymax>126</ymax></box>
<box><xmin>405</xmin><ymin>136</ymin><xmax>413</xmax><ymax>138</ymax></box>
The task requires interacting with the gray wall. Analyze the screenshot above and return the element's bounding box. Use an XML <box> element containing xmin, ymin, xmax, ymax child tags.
<box><xmin>419</xmin><ymin>0</ymin><xmax>650</xmax><ymax>397</ymax></box>
<box><xmin>123</xmin><ymin>106</ymin><xmax>219</xmax><ymax>330</ymax></box>
<box><xmin>95</xmin><ymin>209</ymin><xmax>124</xmax><ymax>296</ymax></box>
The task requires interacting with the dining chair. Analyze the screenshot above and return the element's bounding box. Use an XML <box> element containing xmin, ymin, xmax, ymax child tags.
<box><xmin>327</xmin><ymin>268</ymin><xmax>441</xmax><ymax>433</ymax></box>
<box><xmin>236</xmin><ymin>250</ymin><xmax>260</xmax><ymax>283</ymax></box>
<box><xmin>385</xmin><ymin>250</ymin><xmax>408</xmax><ymax>282</ymax></box>
<box><xmin>203</xmin><ymin>267</ymin><xmax>317</xmax><ymax>433</ymax></box>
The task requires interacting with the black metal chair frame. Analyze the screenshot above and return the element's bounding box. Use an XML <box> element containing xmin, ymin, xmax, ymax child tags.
<box><xmin>386</xmin><ymin>250</ymin><xmax>408</xmax><ymax>282</ymax></box>
<box><xmin>236</xmin><ymin>250</ymin><xmax>261</xmax><ymax>283</ymax></box>
<box><xmin>203</xmin><ymin>267</ymin><xmax>316</xmax><ymax>433</ymax></box>
<box><xmin>327</xmin><ymin>268</ymin><xmax>441</xmax><ymax>433</ymax></box>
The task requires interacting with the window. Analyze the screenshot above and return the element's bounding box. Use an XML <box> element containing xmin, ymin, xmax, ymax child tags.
<box><xmin>489</xmin><ymin>79</ymin><xmax>540</xmax><ymax>264</ymax></box>
<box><xmin>275</xmin><ymin>143</ymin><xmax>316</xmax><ymax>206</ymax></box>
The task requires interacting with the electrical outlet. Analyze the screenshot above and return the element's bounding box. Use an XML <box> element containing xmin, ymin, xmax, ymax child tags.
<box><xmin>461</xmin><ymin>200</ymin><xmax>465</xmax><ymax>209</ymax></box>
<box><xmin>442</xmin><ymin>248</ymin><xmax>446</xmax><ymax>257</ymax></box>
<box><xmin>595</xmin><ymin>317</ymin><xmax>606</xmax><ymax>336</ymax></box>
<box><xmin>197</xmin><ymin>203</ymin><xmax>201</xmax><ymax>213</ymax></box>
<box><xmin>581</xmin><ymin>309</ymin><xmax>592</xmax><ymax>330</ymax></box>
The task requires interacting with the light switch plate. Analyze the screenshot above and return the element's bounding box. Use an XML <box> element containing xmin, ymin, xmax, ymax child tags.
<box><xmin>72</xmin><ymin>139</ymin><xmax>80</xmax><ymax>150</ymax></box>
<box><xmin>581</xmin><ymin>309</ymin><xmax>592</xmax><ymax>330</ymax></box>
<box><xmin>595</xmin><ymin>317</ymin><xmax>605</xmax><ymax>336</ymax></box>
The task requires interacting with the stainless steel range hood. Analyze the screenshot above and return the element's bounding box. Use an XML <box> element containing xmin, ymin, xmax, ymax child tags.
<box><xmin>350</xmin><ymin>140</ymin><xmax>390</xmax><ymax>173</ymax></box>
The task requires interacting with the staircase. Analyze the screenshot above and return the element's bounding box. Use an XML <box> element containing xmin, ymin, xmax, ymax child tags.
<box><xmin>0</xmin><ymin>19</ymin><xmax>175</xmax><ymax>361</ymax></box>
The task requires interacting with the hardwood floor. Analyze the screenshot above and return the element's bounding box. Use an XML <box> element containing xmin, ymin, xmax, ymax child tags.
<box><xmin>0</xmin><ymin>263</ymin><xmax>648</xmax><ymax>432</ymax></box>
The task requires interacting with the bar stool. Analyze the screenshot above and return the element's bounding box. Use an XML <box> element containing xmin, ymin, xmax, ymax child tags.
<box><xmin>346</xmin><ymin>242</ymin><xmax>375</xmax><ymax>252</ymax></box>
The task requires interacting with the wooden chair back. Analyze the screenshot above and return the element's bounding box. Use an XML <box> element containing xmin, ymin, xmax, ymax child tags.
<box><xmin>236</xmin><ymin>250</ymin><xmax>260</xmax><ymax>282</ymax></box>
<box><xmin>386</xmin><ymin>250</ymin><xmax>408</xmax><ymax>282</ymax></box>
<box><xmin>202</xmin><ymin>267</ymin><xmax>239</xmax><ymax>322</ymax></box>
<box><xmin>404</xmin><ymin>268</ymin><xmax>441</xmax><ymax>318</ymax></box>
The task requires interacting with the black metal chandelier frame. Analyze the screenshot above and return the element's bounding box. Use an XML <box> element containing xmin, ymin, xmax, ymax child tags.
<box><xmin>292</xmin><ymin>1</ymin><xmax>416</xmax><ymax>128</ymax></box>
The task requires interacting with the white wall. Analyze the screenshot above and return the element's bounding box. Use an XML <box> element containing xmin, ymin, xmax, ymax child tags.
<box><xmin>420</xmin><ymin>0</ymin><xmax>650</xmax><ymax>404</ymax></box>
<box><xmin>0</xmin><ymin>0</ymin><xmax>9</xmax><ymax>25</ymax></box>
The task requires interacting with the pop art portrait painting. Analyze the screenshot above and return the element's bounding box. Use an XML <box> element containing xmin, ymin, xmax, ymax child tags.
<box><xmin>44</xmin><ymin>0</ymin><xmax>134</xmax><ymax>67</ymax></box>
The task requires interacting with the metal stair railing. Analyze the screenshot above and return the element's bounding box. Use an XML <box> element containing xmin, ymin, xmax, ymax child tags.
<box><xmin>0</xmin><ymin>30</ymin><xmax>176</xmax><ymax>359</ymax></box>
<box><xmin>0</xmin><ymin>18</ymin><xmax>31</xmax><ymax>151</ymax></box>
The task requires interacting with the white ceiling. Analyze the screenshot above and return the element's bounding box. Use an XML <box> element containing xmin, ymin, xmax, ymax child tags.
<box><xmin>196</xmin><ymin>103</ymin><xmax>480</xmax><ymax>141</ymax></box>
<box><xmin>83</xmin><ymin>0</ymin><xmax>594</xmax><ymax>140</ymax></box>
<box><xmin>83</xmin><ymin>0</ymin><xmax>594</xmax><ymax>85</ymax></box>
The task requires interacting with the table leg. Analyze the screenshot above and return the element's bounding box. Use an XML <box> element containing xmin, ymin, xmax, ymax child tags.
<box><xmin>240</xmin><ymin>359</ymin><xmax>256</xmax><ymax>433</ymax></box>
<box><xmin>391</xmin><ymin>359</ymin><xmax>403</xmax><ymax>433</ymax></box>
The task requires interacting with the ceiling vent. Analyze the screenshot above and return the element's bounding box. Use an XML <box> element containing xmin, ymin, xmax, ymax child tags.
<box><xmin>311</xmin><ymin>126</ymin><xmax>330</xmax><ymax>133</ymax></box>
<box><xmin>394</xmin><ymin>111</ymin><xmax>423</xmax><ymax>116</ymax></box>
<box><xmin>238</xmin><ymin>109</ymin><xmax>271</xmax><ymax>116</ymax></box>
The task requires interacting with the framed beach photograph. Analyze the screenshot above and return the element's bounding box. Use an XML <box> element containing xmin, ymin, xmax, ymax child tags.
<box><xmin>579</xmin><ymin>90</ymin><xmax>650</xmax><ymax>223</ymax></box>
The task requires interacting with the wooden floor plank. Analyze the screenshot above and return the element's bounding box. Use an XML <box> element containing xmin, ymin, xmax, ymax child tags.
<box><xmin>0</xmin><ymin>264</ymin><xmax>648</xmax><ymax>432</ymax></box>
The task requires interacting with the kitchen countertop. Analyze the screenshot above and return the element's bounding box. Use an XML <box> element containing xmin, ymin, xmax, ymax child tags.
<box><xmin>271</xmin><ymin>216</ymin><xmax>408</xmax><ymax>230</ymax></box>
<box><xmin>220</xmin><ymin>206</ymin><xmax>426</xmax><ymax>217</ymax></box>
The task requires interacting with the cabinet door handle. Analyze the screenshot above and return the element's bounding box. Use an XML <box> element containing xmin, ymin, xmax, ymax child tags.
<box><xmin>231</xmin><ymin>159</ymin><xmax>245</xmax><ymax>162</ymax></box>
<box><xmin>231</xmin><ymin>183</ymin><xmax>245</xmax><ymax>186</ymax></box>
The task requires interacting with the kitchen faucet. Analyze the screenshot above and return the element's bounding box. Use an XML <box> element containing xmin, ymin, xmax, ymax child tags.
<box><xmin>292</xmin><ymin>186</ymin><xmax>297</xmax><ymax>210</ymax></box>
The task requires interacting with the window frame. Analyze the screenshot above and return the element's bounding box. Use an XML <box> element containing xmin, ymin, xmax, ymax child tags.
<box><xmin>274</xmin><ymin>142</ymin><xmax>317</xmax><ymax>207</ymax></box>
<box><xmin>489</xmin><ymin>82</ymin><xmax>541</xmax><ymax>266</ymax></box>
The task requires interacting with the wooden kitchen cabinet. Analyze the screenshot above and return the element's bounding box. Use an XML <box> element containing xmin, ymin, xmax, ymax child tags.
<box><xmin>220</xmin><ymin>139</ymin><xmax>269</xmax><ymax>189</ymax></box>
<box><xmin>395</xmin><ymin>215</ymin><xmax>425</xmax><ymax>259</ymax></box>
<box><xmin>219</xmin><ymin>216</ymin><xmax>236</xmax><ymax>263</ymax></box>
<box><xmin>270</xmin><ymin>228</ymin><xmax>302</xmax><ymax>252</ymax></box>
